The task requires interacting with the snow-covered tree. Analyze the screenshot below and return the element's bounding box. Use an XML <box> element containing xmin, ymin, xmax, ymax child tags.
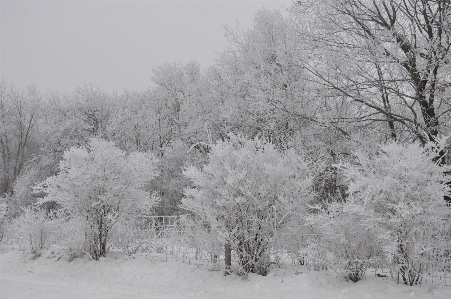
<box><xmin>34</xmin><ymin>138</ymin><xmax>159</xmax><ymax>260</ymax></box>
<box><xmin>182</xmin><ymin>134</ymin><xmax>313</xmax><ymax>274</ymax></box>
<box><xmin>293</xmin><ymin>0</ymin><xmax>451</xmax><ymax>143</ymax></box>
<box><xmin>211</xmin><ymin>9</ymin><xmax>314</xmax><ymax>149</ymax></box>
<box><xmin>106</xmin><ymin>89</ymin><xmax>168</xmax><ymax>153</ymax></box>
<box><xmin>149</xmin><ymin>140</ymin><xmax>192</xmax><ymax>216</ymax></box>
<box><xmin>338</xmin><ymin>140</ymin><xmax>451</xmax><ymax>285</ymax></box>
<box><xmin>0</xmin><ymin>82</ymin><xmax>42</xmax><ymax>195</ymax></box>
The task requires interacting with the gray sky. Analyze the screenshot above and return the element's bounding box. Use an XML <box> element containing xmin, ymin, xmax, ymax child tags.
<box><xmin>1</xmin><ymin>0</ymin><xmax>292</xmax><ymax>93</ymax></box>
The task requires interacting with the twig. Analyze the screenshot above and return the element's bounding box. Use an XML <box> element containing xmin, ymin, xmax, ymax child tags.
<box><xmin>82</xmin><ymin>250</ymin><xmax>95</xmax><ymax>261</ymax></box>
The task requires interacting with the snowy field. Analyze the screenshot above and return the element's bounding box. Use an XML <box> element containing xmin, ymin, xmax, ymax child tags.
<box><xmin>1</xmin><ymin>250</ymin><xmax>450</xmax><ymax>299</ymax></box>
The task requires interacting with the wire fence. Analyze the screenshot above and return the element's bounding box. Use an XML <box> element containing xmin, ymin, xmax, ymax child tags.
<box><xmin>2</xmin><ymin>213</ymin><xmax>450</xmax><ymax>287</ymax></box>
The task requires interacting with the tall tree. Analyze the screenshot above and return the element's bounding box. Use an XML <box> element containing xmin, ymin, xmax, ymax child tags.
<box><xmin>293</xmin><ymin>0</ymin><xmax>451</xmax><ymax>144</ymax></box>
<box><xmin>107</xmin><ymin>89</ymin><xmax>159</xmax><ymax>152</ymax></box>
<box><xmin>151</xmin><ymin>61</ymin><xmax>203</xmax><ymax>149</ymax></box>
<box><xmin>210</xmin><ymin>8</ymin><xmax>357</xmax><ymax>164</ymax></box>
<box><xmin>211</xmin><ymin>9</ymin><xmax>313</xmax><ymax>148</ymax></box>
<box><xmin>0</xmin><ymin>83</ymin><xmax>41</xmax><ymax>195</ymax></box>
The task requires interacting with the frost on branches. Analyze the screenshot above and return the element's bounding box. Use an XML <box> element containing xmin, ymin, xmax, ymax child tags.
<box><xmin>182</xmin><ymin>134</ymin><xmax>313</xmax><ymax>275</ymax></box>
<box><xmin>34</xmin><ymin>138</ymin><xmax>159</xmax><ymax>260</ymax></box>
<box><xmin>337</xmin><ymin>140</ymin><xmax>451</xmax><ymax>285</ymax></box>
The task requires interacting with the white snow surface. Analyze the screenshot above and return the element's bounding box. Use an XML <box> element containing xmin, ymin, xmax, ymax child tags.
<box><xmin>1</xmin><ymin>250</ymin><xmax>450</xmax><ymax>299</ymax></box>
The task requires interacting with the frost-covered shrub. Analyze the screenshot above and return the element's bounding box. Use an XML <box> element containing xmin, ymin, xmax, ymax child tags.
<box><xmin>34</xmin><ymin>138</ymin><xmax>159</xmax><ymax>260</ymax></box>
<box><xmin>298</xmin><ymin>238</ymin><xmax>331</xmax><ymax>271</ymax></box>
<box><xmin>7</xmin><ymin>206</ymin><xmax>83</xmax><ymax>254</ymax></box>
<box><xmin>56</xmin><ymin>215</ymin><xmax>88</xmax><ymax>253</ymax></box>
<box><xmin>183</xmin><ymin>134</ymin><xmax>314</xmax><ymax>274</ymax></box>
<box><xmin>342</xmin><ymin>259</ymin><xmax>368</xmax><ymax>283</ymax></box>
<box><xmin>10</xmin><ymin>207</ymin><xmax>51</xmax><ymax>252</ymax></box>
<box><xmin>338</xmin><ymin>140</ymin><xmax>451</xmax><ymax>285</ymax></box>
<box><xmin>306</xmin><ymin>202</ymin><xmax>382</xmax><ymax>282</ymax></box>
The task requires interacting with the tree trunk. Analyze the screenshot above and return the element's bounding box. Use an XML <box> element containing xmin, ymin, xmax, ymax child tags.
<box><xmin>224</xmin><ymin>241</ymin><xmax>231</xmax><ymax>276</ymax></box>
<box><xmin>0</xmin><ymin>138</ymin><xmax>11</xmax><ymax>195</ymax></box>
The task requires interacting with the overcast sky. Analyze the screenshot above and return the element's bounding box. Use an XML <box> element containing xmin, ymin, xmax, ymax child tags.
<box><xmin>1</xmin><ymin>0</ymin><xmax>292</xmax><ymax>94</ymax></box>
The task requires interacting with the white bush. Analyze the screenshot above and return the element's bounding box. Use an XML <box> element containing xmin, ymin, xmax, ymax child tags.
<box><xmin>34</xmin><ymin>138</ymin><xmax>160</xmax><ymax>260</ymax></box>
<box><xmin>10</xmin><ymin>207</ymin><xmax>52</xmax><ymax>252</ymax></box>
<box><xmin>306</xmin><ymin>202</ymin><xmax>382</xmax><ymax>281</ymax></box>
<box><xmin>337</xmin><ymin>140</ymin><xmax>451</xmax><ymax>285</ymax></box>
<box><xmin>183</xmin><ymin>133</ymin><xmax>314</xmax><ymax>274</ymax></box>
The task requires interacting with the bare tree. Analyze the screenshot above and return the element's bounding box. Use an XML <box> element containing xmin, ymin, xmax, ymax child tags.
<box><xmin>0</xmin><ymin>83</ymin><xmax>40</xmax><ymax>195</ymax></box>
<box><xmin>293</xmin><ymin>0</ymin><xmax>451</xmax><ymax>144</ymax></box>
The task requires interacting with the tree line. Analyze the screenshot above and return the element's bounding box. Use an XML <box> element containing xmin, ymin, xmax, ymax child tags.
<box><xmin>1</xmin><ymin>1</ymin><xmax>450</xmax><ymax>283</ymax></box>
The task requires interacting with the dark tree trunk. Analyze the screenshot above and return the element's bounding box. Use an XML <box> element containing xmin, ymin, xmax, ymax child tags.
<box><xmin>224</xmin><ymin>242</ymin><xmax>231</xmax><ymax>276</ymax></box>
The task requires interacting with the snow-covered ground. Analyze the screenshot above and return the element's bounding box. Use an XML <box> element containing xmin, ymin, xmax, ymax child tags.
<box><xmin>1</xmin><ymin>249</ymin><xmax>450</xmax><ymax>299</ymax></box>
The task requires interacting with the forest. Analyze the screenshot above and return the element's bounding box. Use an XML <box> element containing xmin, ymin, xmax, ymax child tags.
<box><xmin>1</xmin><ymin>0</ymin><xmax>451</xmax><ymax>288</ymax></box>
